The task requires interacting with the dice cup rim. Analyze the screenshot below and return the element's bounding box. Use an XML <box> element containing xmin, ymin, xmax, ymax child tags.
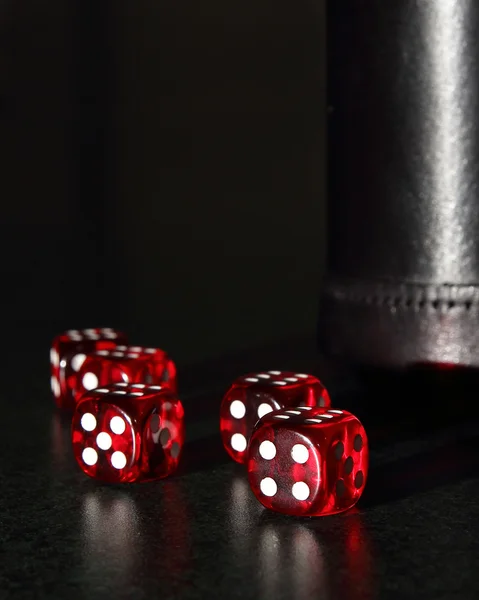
<box><xmin>318</xmin><ymin>278</ymin><xmax>479</xmax><ymax>368</ymax></box>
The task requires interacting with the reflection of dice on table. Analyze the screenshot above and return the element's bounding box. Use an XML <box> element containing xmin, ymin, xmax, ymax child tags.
<box><xmin>247</xmin><ymin>407</ymin><xmax>368</xmax><ymax>517</ymax></box>
<box><xmin>220</xmin><ymin>371</ymin><xmax>330</xmax><ymax>464</ymax></box>
<box><xmin>50</xmin><ymin>328</ymin><xmax>127</xmax><ymax>409</ymax></box>
<box><xmin>72</xmin><ymin>383</ymin><xmax>184</xmax><ymax>483</ymax></box>
<box><xmin>75</xmin><ymin>345</ymin><xmax>177</xmax><ymax>402</ymax></box>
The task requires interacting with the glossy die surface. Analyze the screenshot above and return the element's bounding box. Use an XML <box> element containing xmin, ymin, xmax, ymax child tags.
<box><xmin>247</xmin><ymin>407</ymin><xmax>368</xmax><ymax>517</ymax></box>
<box><xmin>50</xmin><ymin>328</ymin><xmax>127</xmax><ymax>409</ymax></box>
<box><xmin>72</xmin><ymin>382</ymin><xmax>184</xmax><ymax>483</ymax></box>
<box><xmin>75</xmin><ymin>345</ymin><xmax>177</xmax><ymax>403</ymax></box>
<box><xmin>220</xmin><ymin>371</ymin><xmax>330</xmax><ymax>464</ymax></box>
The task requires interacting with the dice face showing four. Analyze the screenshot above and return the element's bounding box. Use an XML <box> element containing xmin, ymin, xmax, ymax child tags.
<box><xmin>247</xmin><ymin>407</ymin><xmax>368</xmax><ymax>517</ymax></box>
<box><xmin>72</xmin><ymin>383</ymin><xmax>185</xmax><ymax>483</ymax></box>
<box><xmin>74</xmin><ymin>345</ymin><xmax>177</xmax><ymax>403</ymax></box>
<box><xmin>219</xmin><ymin>371</ymin><xmax>331</xmax><ymax>464</ymax></box>
<box><xmin>50</xmin><ymin>328</ymin><xmax>127</xmax><ymax>409</ymax></box>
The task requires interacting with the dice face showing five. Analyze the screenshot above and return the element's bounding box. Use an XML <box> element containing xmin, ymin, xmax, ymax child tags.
<box><xmin>219</xmin><ymin>371</ymin><xmax>331</xmax><ymax>464</ymax></box>
<box><xmin>72</xmin><ymin>383</ymin><xmax>185</xmax><ymax>483</ymax></box>
<box><xmin>74</xmin><ymin>345</ymin><xmax>177</xmax><ymax>403</ymax></box>
<box><xmin>247</xmin><ymin>407</ymin><xmax>368</xmax><ymax>517</ymax></box>
<box><xmin>50</xmin><ymin>328</ymin><xmax>127</xmax><ymax>409</ymax></box>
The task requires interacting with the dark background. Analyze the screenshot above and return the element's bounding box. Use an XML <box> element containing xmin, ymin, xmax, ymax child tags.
<box><xmin>0</xmin><ymin>0</ymin><xmax>326</xmax><ymax>365</ymax></box>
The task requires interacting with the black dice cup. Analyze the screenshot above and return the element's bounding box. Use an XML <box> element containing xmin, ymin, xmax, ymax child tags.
<box><xmin>318</xmin><ymin>0</ymin><xmax>479</xmax><ymax>368</ymax></box>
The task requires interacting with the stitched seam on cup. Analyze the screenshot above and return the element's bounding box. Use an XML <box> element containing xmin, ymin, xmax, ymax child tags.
<box><xmin>323</xmin><ymin>282</ymin><xmax>479</xmax><ymax>311</ymax></box>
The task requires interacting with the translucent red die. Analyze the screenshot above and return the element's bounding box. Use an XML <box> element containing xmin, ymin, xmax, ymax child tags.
<box><xmin>50</xmin><ymin>328</ymin><xmax>127</xmax><ymax>409</ymax></box>
<box><xmin>219</xmin><ymin>371</ymin><xmax>330</xmax><ymax>464</ymax></box>
<box><xmin>74</xmin><ymin>345</ymin><xmax>177</xmax><ymax>403</ymax></box>
<box><xmin>72</xmin><ymin>382</ymin><xmax>185</xmax><ymax>483</ymax></box>
<box><xmin>247</xmin><ymin>406</ymin><xmax>368</xmax><ymax>517</ymax></box>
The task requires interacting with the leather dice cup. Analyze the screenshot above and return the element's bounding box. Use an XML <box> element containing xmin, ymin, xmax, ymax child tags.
<box><xmin>318</xmin><ymin>0</ymin><xmax>479</xmax><ymax>368</ymax></box>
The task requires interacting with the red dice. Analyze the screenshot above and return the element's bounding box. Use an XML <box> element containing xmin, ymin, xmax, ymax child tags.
<box><xmin>74</xmin><ymin>345</ymin><xmax>177</xmax><ymax>402</ymax></box>
<box><xmin>220</xmin><ymin>371</ymin><xmax>330</xmax><ymax>464</ymax></box>
<box><xmin>247</xmin><ymin>406</ymin><xmax>368</xmax><ymax>516</ymax></box>
<box><xmin>50</xmin><ymin>328</ymin><xmax>127</xmax><ymax>409</ymax></box>
<box><xmin>72</xmin><ymin>382</ymin><xmax>185</xmax><ymax>483</ymax></box>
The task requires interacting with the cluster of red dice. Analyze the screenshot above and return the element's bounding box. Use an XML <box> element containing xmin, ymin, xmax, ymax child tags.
<box><xmin>51</xmin><ymin>327</ymin><xmax>369</xmax><ymax>517</ymax></box>
<box><xmin>219</xmin><ymin>371</ymin><xmax>368</xmax><ymax>517</ymax></box>
<box><xmin>51</xmin><ymin>327</ymin><xmax>181</xmax><ymax>484</ymax></box>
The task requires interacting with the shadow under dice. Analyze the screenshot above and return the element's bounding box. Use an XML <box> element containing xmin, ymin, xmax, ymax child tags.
<box><xmin>75</xmin><ymin>345</ymin><xmax>177</xmax><ymax>403</ymax></box>
<box><xmin>247</xmin><ymin>407</ymin><xmax>368</xmax><ymax>517</ymax></box>
<box><xmin>50</xmin><ymin>328</ymin><xmax>127</xmax><ymax>409</ymax></box>
<box><xmin>220</xmin><ymin>371</ymin><xmax>330</xmax><ymax>464</ymax></box>
<box><xmin>72</xmin><ymin>383</ymin><xmax>185</xmax><ymax>483</ymax></box>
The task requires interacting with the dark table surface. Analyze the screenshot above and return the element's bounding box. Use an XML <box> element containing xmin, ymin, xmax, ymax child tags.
<box><xmin>1</xmin><ymin>337</ymin><xmax>479</xmax><ymax>600</ymax></box>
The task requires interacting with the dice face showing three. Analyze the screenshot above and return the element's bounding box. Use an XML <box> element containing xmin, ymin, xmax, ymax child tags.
<box><xmin>247</xmin><ymin>407</ymin><xmax>368</xmax><ymax>517</ymax></box>
<box><xmin>50</xmin><ymin>328</ymin><xmax>127</xmax><ymax>409</ymax></box>
<box><xmin>219</xmin><ymin>371</ymin><xmax>331</xmax><ymax>464</ymax></box>
<box><xmin>75</xmin><ymin>345</ymin><xmax>177</xmax><ymax>403</ymax></box>
<box><xmin>72</xmin><ymin>383</ymin><xmax>185</xmax><ymax>483</ymax></box>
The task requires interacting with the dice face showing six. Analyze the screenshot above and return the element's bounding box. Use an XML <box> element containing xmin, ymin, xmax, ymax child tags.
<box><xmin>247</xmin><ymin>407</ymin><xmax>368</xmax><ymax>517</ymax></box>
<box><xmin>219</xmin><ymin>371</ymin><xmax>331</xmax><ymax>464</ymax></box>
<box><xmin>74</xmin><ymin>345</ymin><xmax>177</xmax><ymax>403</ymax></box>
<box><xmin>50</xmin><ymin>328</ymin><xmax>127</xmax><ymax>409</ymax></box>
<box><xmin>72</xmin><ymin>383</ymin><xmax>185</xmax><ymax>483</ymax></box>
